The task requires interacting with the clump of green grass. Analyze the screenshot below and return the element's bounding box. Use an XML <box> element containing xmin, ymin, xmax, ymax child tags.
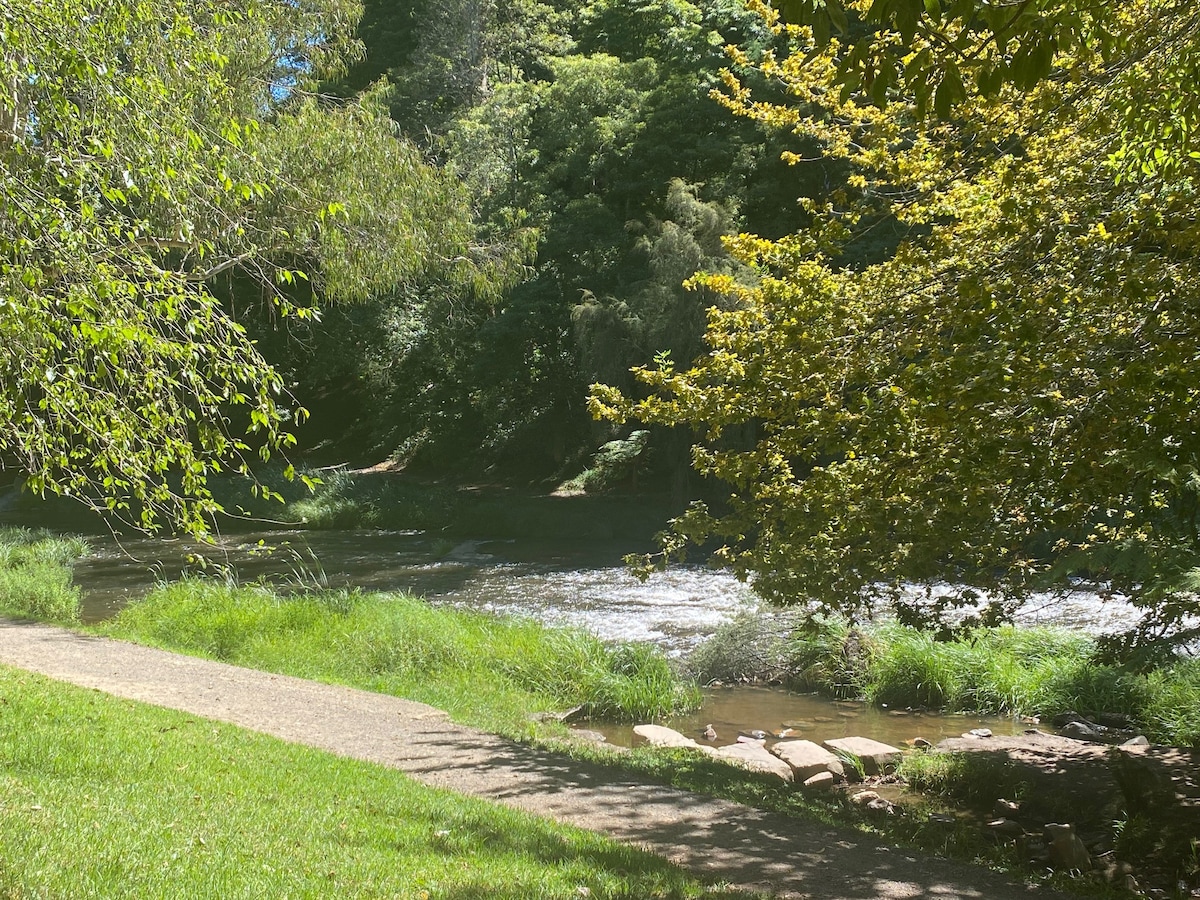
<box><xmin>103</xmin><ymin>580</ymin><xmax>700</xmax><ymax>733</ymax></box>
<box><xmin>687</xmin><ymin>611</ymin><xmax>1200</xmax><ymax>747</ymax></box>
<box><xmin>0</xmin><ymin>527</ymin><xmax>87</xmax><ymax>623</ymax></box>
<box><xmin>0</xmin><ymin>665</ymin><xmax>729</xmax><ymax>900</ymax></box>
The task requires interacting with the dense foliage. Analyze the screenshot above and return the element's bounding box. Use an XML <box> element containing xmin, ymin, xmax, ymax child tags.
<box><xmin>0</xmin><ymin>0</ymin><xmax>504</xmax><ymax>533</ymax></box>
<box><xmin>275</xmin><ymin>0</ymin><xmax>820</xmax><ymax>478</ymax></box>
<box><xmin>592</xmin><ymin>0</ymin><xmax>1200</xmax><ymax>649</ymax></box>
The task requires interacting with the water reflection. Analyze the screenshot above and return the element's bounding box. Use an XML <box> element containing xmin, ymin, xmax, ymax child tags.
<box><xmin>595</xmin><ymin>685</ymin><xmax>1034</xmax><ymax>748</ymax></box>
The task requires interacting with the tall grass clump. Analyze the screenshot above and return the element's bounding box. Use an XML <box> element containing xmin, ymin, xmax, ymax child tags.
<box><xmin>1142</xmin><ymin>657</ymin><xmax>1200</xmax><ymax>746</ymax></box>
<box><xmin>0</xmin><ymin>527</ymin><xmax>87</xmax><ymax>623</ymax></box>
<box><xmin>686</xmin><ymin>610</ymin><xmax>863</xmax><ymax>695</ymax></box>
<box><xmin>105</xmin><ymin>579</ymin><xmax>700</xmax><ymax>731</ymax></box>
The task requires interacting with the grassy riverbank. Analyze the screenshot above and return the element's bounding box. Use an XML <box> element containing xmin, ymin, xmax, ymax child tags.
<box><xmin>103</xmin><ymin>579</ymin><xmax>701</xmax><ymax>733</ymax></box>
<box><xmin>0</xmin><ymin>666</ymin><xmax>732</xmax><ymax>900</ymax></box>
<box><xmin>5</xmin><ymin>527</ymin><xmax>1197</xmax><ymax>895</ymax></box>
<box><xmin>0</xmin><ymin>527</ymin><xmax>88</xmax><ymax>623</ymax></box>
<box><xmin>690</xmin><ymin>612</ymin><xmax>1200</xmax><ymax>747</ymax></box>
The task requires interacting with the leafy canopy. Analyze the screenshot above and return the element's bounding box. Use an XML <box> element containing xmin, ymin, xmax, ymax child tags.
<box><xmin>0</xmin><ymin>0</ymin><xmax>492</xmax><ymax>534</ymax></box>
<box><xmin>591</xmin><ymin>0</ymin><xmax>1200</xmax><ymax>651</ymax></box>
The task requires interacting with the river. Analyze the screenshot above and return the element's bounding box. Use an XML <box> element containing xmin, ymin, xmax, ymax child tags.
<box><xmin>62</xmin><ymin>527</ymin><xmax>1162</xmax><ymax>745</ymax></box>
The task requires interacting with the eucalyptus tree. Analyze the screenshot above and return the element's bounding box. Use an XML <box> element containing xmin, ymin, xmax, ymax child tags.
<box><xmin>592</xmin><ymin>0</ymin><xmax>1200</xmax><ymax>651</ymax></box>
<box><xmin>0</xmin><ymin>0</ymin><xmax>496</xmax><ymax>534</ymax></box>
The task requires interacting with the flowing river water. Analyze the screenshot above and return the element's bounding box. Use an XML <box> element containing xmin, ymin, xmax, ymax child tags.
<box><xmin>66</xmin><ymin>527</ymin><xmax>1154</xmax><ymax>747</ymax></box>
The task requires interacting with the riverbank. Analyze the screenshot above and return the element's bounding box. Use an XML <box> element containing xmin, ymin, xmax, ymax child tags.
<box><xmin>690</xmin><ymin>610</ymin><xmax>1200</xmax><ymax>748</ymax></box>
<box><xmin>4</xmin><ymin>526</ymin><xmax>1198</xmax><ymax>895</ymax></box>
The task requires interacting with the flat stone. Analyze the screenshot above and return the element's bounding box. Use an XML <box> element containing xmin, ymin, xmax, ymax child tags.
<box><xmin>772</xmin><ymin>739</ymin><xmax>845</xmax><ymax>780</ymax></box>
<box><xmin>569</xmin><ymin>728</ymin><xmax>608</xmax><ymax>743</ymax></box>
<box><xmin>712</xmin><ymin>742</ymin><xmax>794</xmax><ymax>782</ymax></box>
<box><xmin>823</xmin><ymin>736</ymin><xmax>904</xmax><ymax>776</ymax></box>
<box><xmin>802</xmin><ymin>771</ymin><xmax>837</xmax><ymax>791</ymax></box>
<box><xmin>633</xmin><ymin>724</ymin><xmax>717</xmax><ymax>756</ymax></box>
<box><xmin>849</xmin><ymin>790</ymin><xmax>881</xmax><ymax>806</ymax></box>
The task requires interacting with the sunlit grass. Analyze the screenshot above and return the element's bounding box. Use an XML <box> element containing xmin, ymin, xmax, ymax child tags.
<box><xmin>102</xmin><ymin>579</ymin><xmax>701</xmax><ymax>734</ymax></box>
<box><xmin>0</xmin><ymin>527</ymin><xmax>88</xmax><ymax>623</ymax></box>
<box><xmin>690</xmin><ymin>613</ymin><xmax>1200</xmax><ymax>747</ymax></box>
<box><xmin>0</xmin><ymin>666</ymin><xmax>732</xmax><ymax>900</ymax></box>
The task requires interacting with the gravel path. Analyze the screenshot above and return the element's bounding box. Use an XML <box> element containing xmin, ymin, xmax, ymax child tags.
<box><xmin>0</xmin><ymin>619</ymin><xmax>1068</xmax><ymax>899</ymax></box>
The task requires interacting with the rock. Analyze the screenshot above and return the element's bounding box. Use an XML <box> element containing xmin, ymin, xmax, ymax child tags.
<box><xmin>771</xmin><ymin>739</ymin><xmax>846</xmax><ymax>781</ymax></box>
<box><xmin>823</xmin><ymin>736</ymin><xmax>904</xmax><ymax>776</ymax></box>
<box><xmin>1060</xmin><ymin>720</ymin><xmax>1107</xmax><ymax>742</ymax></box>
<box><xmin>633</xmin><ymin>724</ymin><xmax>717</xmax><ymax>756</ymax></box>
<box><xmin>1120</xmin><ymin>735</ymin><xmax>1150</xmax><ymax>748</ymax></box>
<box><xmin>736</xmin><ymin>734</ymin><xmax>766</xmax><ymax>746</ymax></box>
<box><xmin>1044</xmin><ymin>823</ymin><xmax>1092</xmax><ymax>871</ymax></box>
<box><xmin>712</xmin><ymin>741</ymin><xmax>794</xmax><ymax>782</ymax></box>
<box><xmin>802</xmin><ymin>771</ymin><xmax>836</xmax><ymax>791</ymax></box>
<box><xmin>569</xmin><ymin>728</ymin><xmax>608</xmax><ymax>743</ymax></box>
<box><xmin>987</xmin><ymin>818</ymin><xmax>1025</xmax><ymax>837</ymax></box>
<box><xmin>1100</xmin><ymin>859</ymin><xmax>1134</xmax><ymax>883</ymax></box>
<box><xmin>994</xmin><ymin>798</ymin><xmax>1020</xmax><ymax>816</ymax></box>
<box><xmin>532</xmin><ymin>705</ymin><xmax>584</xmax><ymax>723</ymax></box>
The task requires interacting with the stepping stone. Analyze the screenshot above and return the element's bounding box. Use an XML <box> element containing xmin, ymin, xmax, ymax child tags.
<box><xmin>771</xmin><ymin>739</ymin><xmax>845</xmax><ymax>780</ymax></box>
<box><xmin>823</xmin><ymin>736</ymin><xmax>903</xmax><ymax>776</ymax></box>
<box><xmin>713</xmin><ymin>742</ymin><xmax>794</xmax><ymax>783</ymax></box>
<box><xmin>633</xmin><ymin>724</ymin><xmax>717</xmax><ymax>756</ymax></box>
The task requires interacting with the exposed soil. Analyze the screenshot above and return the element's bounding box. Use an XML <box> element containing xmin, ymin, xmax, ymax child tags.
<box><xmin>0</xmin><ymin>619</ymin><xmax>1076</xmax><ymax>900</ymax></box>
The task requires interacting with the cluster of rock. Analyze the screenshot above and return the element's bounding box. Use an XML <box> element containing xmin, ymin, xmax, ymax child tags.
<box><xmin>632</xmin><ymin>724</ymin><xmax>902</xmax><ymax>790</ymax></box>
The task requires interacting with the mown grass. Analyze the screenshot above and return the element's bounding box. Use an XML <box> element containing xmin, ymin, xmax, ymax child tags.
<box><xmin>690</xmin><ymin>613</ymin><xmax>1200</xmax><ymax>747</ymax></box>
<box><xmin>0</xmin><ymin>666</ymin><xmax>738</xmax><ymax>900</ymax></box>
<box><xmin>102</xmin><ymin>579</ymin><xmax>701</xmax><ymax>734</ymax></box>
<box><xmin>0</xmin><ymin>527</ymin><xmax>88</xmax><ymax>623</ymax></box>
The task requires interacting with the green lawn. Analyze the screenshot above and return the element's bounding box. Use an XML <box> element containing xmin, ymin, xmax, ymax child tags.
<box><xmin>0</xmin><ymin>666</ymin><xmax>743</xmax><ymax>900</ymax></box>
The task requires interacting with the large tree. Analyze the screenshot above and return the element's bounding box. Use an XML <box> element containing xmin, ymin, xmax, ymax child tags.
<box><xmin>0</xmin><ymin>0</ymin><xmax>494</xmax><ymax>533</ymax></box>
<box><xmin>592</xmin><ymin>0</ymin><xmax>1200</xmax><ymax>651</ymax></box>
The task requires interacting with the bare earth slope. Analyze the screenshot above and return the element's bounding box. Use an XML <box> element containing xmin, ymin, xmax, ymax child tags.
<box><xmin>0</xmin><ymin>620</ymin><xmax>1068</xmax><ymax>900</ymax></box>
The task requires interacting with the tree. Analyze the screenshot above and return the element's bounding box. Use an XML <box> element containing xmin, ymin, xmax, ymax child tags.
<box><xmin>591</xmin><ymin>0</ymin><xmax>1200</xmax><ymax>652</ymax></box>
<box><xmin>0</xmin><ymin>0</ymin><xmax>496</xmax><ymax>534</ymax></box>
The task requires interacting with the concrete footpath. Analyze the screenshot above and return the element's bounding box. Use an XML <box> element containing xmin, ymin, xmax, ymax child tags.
<box><xmin>0</xmin><ymin>620</ymin><xmax>1068</xmax><ymax>899</ymax></box>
